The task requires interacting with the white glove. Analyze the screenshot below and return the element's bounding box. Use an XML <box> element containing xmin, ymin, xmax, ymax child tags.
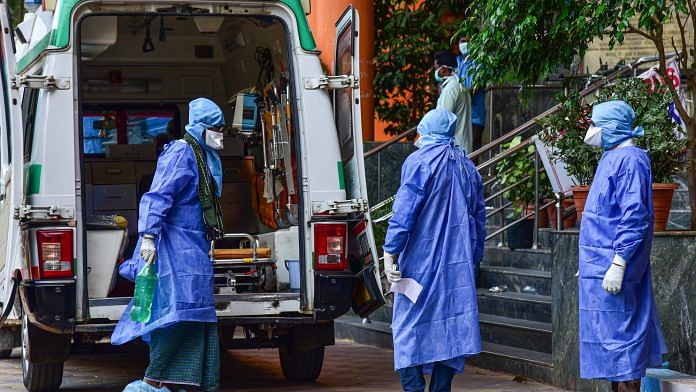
<box><xmin>383</xmin><ymin>252</ymin><xmax>401</xmax><ymax>283</ymax></box>
<box><xmin>602</xmin><ymin>255</ymin><xmax>626</xmax><ymax>294</ymax></box>
<box><xmin>140</xmin><ymin>234</ymin><xmax>157</xmax><ymax>264</ymax></box>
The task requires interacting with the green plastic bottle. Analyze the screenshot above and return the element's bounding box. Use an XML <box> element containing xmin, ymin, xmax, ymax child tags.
<box><xmin>130</xmin><ymin>262</ymin><xmax>157</xmax><ymax>323</ymax></box>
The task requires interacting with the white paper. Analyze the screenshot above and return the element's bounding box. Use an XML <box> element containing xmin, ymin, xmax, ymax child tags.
<box><xmin>390</xmin><ymin>278</ymin><xmax>424</xmax><ymax>304</ymax></box>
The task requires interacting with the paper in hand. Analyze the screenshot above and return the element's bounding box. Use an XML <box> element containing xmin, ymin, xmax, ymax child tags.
<box><xmin>390</xmin><ymin>278</ymin><xmax>423</xmax><ymax>304</ymax></box>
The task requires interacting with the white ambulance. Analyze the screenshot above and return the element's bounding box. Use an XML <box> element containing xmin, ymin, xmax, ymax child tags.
<box><xmin>0</xmin><ymin>1</ymin><xmax>384</xmax><ymax>390</ymax></box>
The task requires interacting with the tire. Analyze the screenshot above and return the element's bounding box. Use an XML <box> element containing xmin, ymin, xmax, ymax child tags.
<box><xmin>21</xmin><ymin>315</ymin><xmax>64</xmax><ymax>392</ymax></box>
<box><xmin>0</xmin><ymin>349</ymin><xmax>12</xmax><ymax>359</ymax></box>
<box><xmin>278</xmin><ymin>342</ymin><xmax>325</xmax><ymax>382</ymax></box>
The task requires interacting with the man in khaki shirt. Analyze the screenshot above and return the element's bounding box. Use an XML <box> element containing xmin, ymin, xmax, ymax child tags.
<box><xmin>433</xmin><ymin>51</ymin><xmax>472</xmax><ymax>153</ymax></box>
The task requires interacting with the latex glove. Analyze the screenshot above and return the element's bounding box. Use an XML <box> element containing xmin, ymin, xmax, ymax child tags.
<box><xmin>140</xmin><ymin>234</ymin><xmax>157</xmax><ymax>265</ymax></box>
<box><xmin>602</xmin><ymin>255</ymin><xmax>626</xmax><ymax>294</ymax></box>
<box><xmin>383</xmin><ymin>252</ymin><xmax>401</xmax><ymax>283</ymax></box>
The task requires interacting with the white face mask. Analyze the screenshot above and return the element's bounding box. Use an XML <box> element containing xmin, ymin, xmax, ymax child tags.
<box><xmin>205</xmin><ymin>129</ymin><xmax>224</xmax><ymax>150</ymax></box>
<box><xmin>584</xmin><ymin>125</ymin><xmax>602</xmax><ymax>147</ymax></box>
<box><xmin>459</xmin><ymin>42</ymin><xmax>469</xmax><ymax>55</ymax></box>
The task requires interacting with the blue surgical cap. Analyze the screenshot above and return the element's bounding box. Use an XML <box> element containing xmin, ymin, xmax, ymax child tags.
<box><xmin>591</xmin><ymin>100</ymin><xmax>644</xmax><ymax>149</ymax></box>
<box><xmin>416</xmin><ymin>109</ymin><xmax>457</xmax><ymax>148</ymax></box>
<box><xmin>184</xmin><ymin>98</ymin><xmax>225</xmax><ymax>195</ymax></box>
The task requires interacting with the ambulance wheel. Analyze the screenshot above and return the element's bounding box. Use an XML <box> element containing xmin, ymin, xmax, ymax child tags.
<box><xmin>278</xmin><ymin>343</ymin><xmax>325</xmax><ymax>382</ymax></box>
<box><xmin>21</xmin><ymin>315</ymin><xmax>64</xmax><ymax>392</ymax></box>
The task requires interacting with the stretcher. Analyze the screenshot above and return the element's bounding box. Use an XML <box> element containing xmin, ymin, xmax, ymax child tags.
<box><xmin>210</xmin><ymin>233</ymin><xmax>277</xmax><ymax>293</ymax></box>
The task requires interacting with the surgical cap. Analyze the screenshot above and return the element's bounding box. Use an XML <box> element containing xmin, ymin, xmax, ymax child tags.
<box><xmin>416</xmin><ymin>109</ymin><xmax>457</xmax><ymax>148</ymax></box>
<box><xmin>591</xmin><ymin>100</ymin><xmax>644</xmax><ymax>149</ymax></box>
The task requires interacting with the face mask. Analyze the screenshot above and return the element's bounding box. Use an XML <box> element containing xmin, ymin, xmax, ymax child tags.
<box><xmin>414</xmin><ymin>137</ymin><xmax>423</xmax><ymax>149</ymax></box>
<box><xmin>459</xmin><ymin>42</ymin><xmax>469</xmax><ymax>56</ymax></box>
<box><xmin>434</xmin><ymin>67</ymin><xmax>445</xmax><ymax>84</ymax></box>
<box><xmin>205</xmin><ymin>129</ymin><xmax>224</xmax><ymax>150</ymax></box>
<box><xmin>584</xmin><ymin>125</ymin><xmax>602</xmax><ymax>147</ymax></box>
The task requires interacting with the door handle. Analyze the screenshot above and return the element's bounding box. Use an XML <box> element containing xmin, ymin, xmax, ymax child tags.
<box><xmin>106</xmin><ymin>169</ymin><xmax>122</xmax><ymax>175</ymax></box>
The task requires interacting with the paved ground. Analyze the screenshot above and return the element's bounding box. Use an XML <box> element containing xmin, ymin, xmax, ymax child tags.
<box><xmin>0</xmin><ymin>340</ymin><xmax>562</xmax><ymax>391</ymax></box>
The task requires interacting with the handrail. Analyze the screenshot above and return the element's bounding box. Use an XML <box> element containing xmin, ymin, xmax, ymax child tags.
<box><xmin>364</xmin><ymin>126</ymin><xmax>417</xmax><ymax>159</ymax></box>
<box><xmin>476</xmin><ymin>138</ymin><xmax>532</xmax><ymax>172</ymax></box>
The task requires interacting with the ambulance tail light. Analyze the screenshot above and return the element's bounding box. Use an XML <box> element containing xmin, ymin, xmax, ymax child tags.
<box><xmin>313</xmin><ymin>223</ymin><xmax>348</xmax><ymax>271</ymax></box>
<box><xmin>36</xmin><ymin>229</ymin><xmax>74</xmax><ymax>279</ymax></box>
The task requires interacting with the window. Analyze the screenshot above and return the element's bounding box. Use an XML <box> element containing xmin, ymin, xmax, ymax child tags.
<box><xmin>82</xmin><ymin>107</ymin><xmax>178</xmax><ymax>156</ymax></box>
<box><xmin>21</xmin><ymin>88</ymin><xmax>40</xmax><ymax>161</ymax></box>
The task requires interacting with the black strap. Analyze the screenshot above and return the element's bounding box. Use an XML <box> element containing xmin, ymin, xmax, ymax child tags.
<box><xmin>183</xmin><ymin>133</ymin><xmax>224</xmax><ymax>240</ymax></box>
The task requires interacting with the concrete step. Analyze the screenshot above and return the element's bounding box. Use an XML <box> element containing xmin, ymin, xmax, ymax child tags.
<box><xmin>481</xmin><ymin>247</ymin><xmax>552</xmax><ymax>272</ymax></box>
<box><xmin>476</xmin><ymin>288</ymin><xmax>551</xmax><ymax>323</ymax></box>
<box><xmin>334</xmin><ymin>315</ymin><xmax>393</xmax><ymax>350</ymax></box>
<box><xmin>479</xmin><ymin>314</ymin><xmax>552</xmax><ymax>354</ymax></box>
<box><xmin>479</xmin><ymin>266</ymin><xmax>552</xmax><ymax>296</ymax></box>
<box><xmin>468</xmin><ymin>342</ymin><xmax>554</xmax><ymax>385</ymax></box>
<box><xmin>336</xmin><ymin>315</ymin><xmax>554</xmax><ymax>385</ymax></box>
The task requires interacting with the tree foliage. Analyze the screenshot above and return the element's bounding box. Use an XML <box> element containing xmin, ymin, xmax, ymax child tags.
<box><xmin>373</xmin><ymin>0</ymin><xmax>466</xmax><ymax>136</ymax></box>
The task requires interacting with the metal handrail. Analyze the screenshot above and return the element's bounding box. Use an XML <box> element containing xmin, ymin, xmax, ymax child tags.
<box><xmin>364</xmin><ymin>126</ymin><xmax>417</xmax><ymax>159</ymax></box>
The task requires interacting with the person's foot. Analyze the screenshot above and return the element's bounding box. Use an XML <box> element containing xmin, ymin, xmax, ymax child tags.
<box><xmin>123</xmin><ymin>379</ymin><xmax>172</xmax><ymax>392</ymax></box>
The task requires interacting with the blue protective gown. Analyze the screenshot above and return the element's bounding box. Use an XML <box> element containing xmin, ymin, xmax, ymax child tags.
<box><xmin>111</xmin><ymin>101</ymin><xmax>224</xmax><ymax>345</ymax></box>
<box><xmin>384</xmin><ymin>112</ymin><xmax>486</xmax><ymax>372</ymax></box>
<box><xmin>578</xmin><ymin>146</ymin><xmax>666</xmax><ymax>381</ymax></box>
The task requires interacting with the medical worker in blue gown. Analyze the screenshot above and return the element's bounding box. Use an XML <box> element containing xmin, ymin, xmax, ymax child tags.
<box><xmin>113</xmin><ymin>98</ymin><xmax>226</xmax><ymax>392</ymax></box>
<box><xmin>383</xmin><ymin>108</ymin><xmax>486</xmax><ymax>392</ymax></box>
<box><xmin>579</xmin><ymin>100</ymin><xmax>666</xmax><ymax>392</ymax></box>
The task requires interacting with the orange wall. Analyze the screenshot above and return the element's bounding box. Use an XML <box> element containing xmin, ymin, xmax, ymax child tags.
<box><xmin>308</xmin><ymin>0</ymin><xmax>389</xmax><ymax>141</ymax></box>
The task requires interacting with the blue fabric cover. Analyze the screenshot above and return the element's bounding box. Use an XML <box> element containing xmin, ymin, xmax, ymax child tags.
<box><xmin>579</xmin><ymin>146</ymin><xmax>666</xmax><ymax>381</ymax></box>
<box><xmin>416</xmin><ymin>108</ymin><xmax>457</xmax><ymax>148</ymax></box>
<box><xmin>457</xmin><ymin>56</ymin><xmax>485</xmax><ymax>126</ymax></box>
<box><xmin>591</xmin><ymin>100</ymin><xmax>645</xmax><ymax>150</ymax></box>
<box><xmin>184</xmin><ymin>98</ymin><xmax>225</xmax><ymax>196</ymax></box>
<box><xmin>383</xmin><ymin>109</ymin><xmax>486</xmax><ymax>373</ymax></box>
<box><xmin>111</xmin><ymin>138</ymin><xmax>217</xmax><ymax>345</ymax></box>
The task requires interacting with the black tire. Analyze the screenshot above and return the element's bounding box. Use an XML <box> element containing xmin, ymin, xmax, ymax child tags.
<box><xmin>278</xmin><ymin>342</ymin><xmax>325</xmax><ymax>382</ymax></box>
<box><xmin>21</xmin><ymin>315</ymin><xmax>64</xmax><ymax>392</ymax></box>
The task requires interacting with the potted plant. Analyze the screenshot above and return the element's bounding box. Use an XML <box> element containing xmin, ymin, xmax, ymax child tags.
<box><xmin>495</xmin><ymin>136</ymin><xmax>552</xmax><ymax>248</ymax></box>
<box><xmin>538</xmin><ymin>91</ymin><xmax>602</xmax><ymax>222</ymax></box>
<box><xmin>595</xmin><ymin>78</ymin><xmax>688</xmax><ymax>231</ymax></box>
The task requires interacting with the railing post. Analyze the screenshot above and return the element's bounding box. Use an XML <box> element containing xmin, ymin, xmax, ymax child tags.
<box><xmin>533</xmin><ymin>149</ymin><xmax>540</xmax><ymax>249</ymax></box>
<box><xmin>556</xmin><ymin>192</ymin><xmax>564</xmax><ymax>232</ymax></box>
<box><xmin>377</xmin><ymin>150</ymin><xmax>382</xmax><ymax>203</ymax></box>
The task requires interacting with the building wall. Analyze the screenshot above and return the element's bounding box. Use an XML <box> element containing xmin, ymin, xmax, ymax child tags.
<box><xmin>584</xmin><ymin>20</ymin><xmax>694</xmax><ymax>73</ymax></box>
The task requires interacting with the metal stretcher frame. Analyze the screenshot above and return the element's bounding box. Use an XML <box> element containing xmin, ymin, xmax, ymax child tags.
<box><xmin>210</xmin><ymin>233</ymin><xmax>275</xmax><ymax>266</ymax></box>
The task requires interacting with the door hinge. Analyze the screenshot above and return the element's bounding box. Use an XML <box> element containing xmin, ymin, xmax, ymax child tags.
<box><xmin>12</xmin><ymin>75</ymin><xmax>71</xmax><ymax>90</ymax></box>
<box><xmin>303</xmin><ymin>75</ymin><xmax>358</xmax><ymax>90</ymax></box>
<box><xmin>14</xmin><ymin>205</ymin><xmax>75</xmax><ymax>221</ymax></box>
<box><xmin>312</xmin><ymin>199</ymin><xmax>368</xmax><ymax>215</ymax></box>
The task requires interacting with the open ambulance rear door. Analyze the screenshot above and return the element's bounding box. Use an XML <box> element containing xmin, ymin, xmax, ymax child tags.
<box><xmin>333</xmin><ymin>6</ymin><xmax>385</xmax><ymax>317</ymax></box>
<box><xmin>0</xmin><ymin>0</ymin><xmax>26</xmax><ymax>325</ymax></box>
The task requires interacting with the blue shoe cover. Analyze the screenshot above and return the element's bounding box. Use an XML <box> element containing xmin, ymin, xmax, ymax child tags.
<box><xmin>123</xmin><ymin>380</ymin><xmax>172</xmax><ymax>392</ymax></box>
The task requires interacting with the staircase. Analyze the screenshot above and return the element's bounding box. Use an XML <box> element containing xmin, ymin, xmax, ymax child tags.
<box><xmin>468</xmin><ymin>232</ymin><xmax>554</xmax><ymax>383</ymax></box>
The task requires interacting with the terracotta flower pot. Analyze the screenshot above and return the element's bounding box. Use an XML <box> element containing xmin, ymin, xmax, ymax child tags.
<box><xmin>546</xmin><ymin>199</ymin><xmax>577</xmax><ymax>230</ymax></box>
<box><xmin>570</xmin><ymin>185</ymin><xmax>591</xmax><ymax>221</ymax></box>
<box><xmin>524</xmin><ymin>204</ymin><xmax>549</xmax><ymax>228</ymax></box>
<box><xmin>652</xmin><ymin>183</ymin><xmax>678</xmax><ymax>232</ymax></box>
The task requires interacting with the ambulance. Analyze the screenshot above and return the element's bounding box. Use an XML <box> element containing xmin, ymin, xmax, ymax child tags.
<box><xmin>0</xmin><ymin>1</ymin><xmax>385</xmax><ymax>390</ymax></box>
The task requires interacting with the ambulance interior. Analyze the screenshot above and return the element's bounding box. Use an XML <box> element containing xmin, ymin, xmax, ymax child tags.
<box><xmin>78</xmin><ymin>15</ymin><xmax>302</xmax><ymax>299</ymax></box>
